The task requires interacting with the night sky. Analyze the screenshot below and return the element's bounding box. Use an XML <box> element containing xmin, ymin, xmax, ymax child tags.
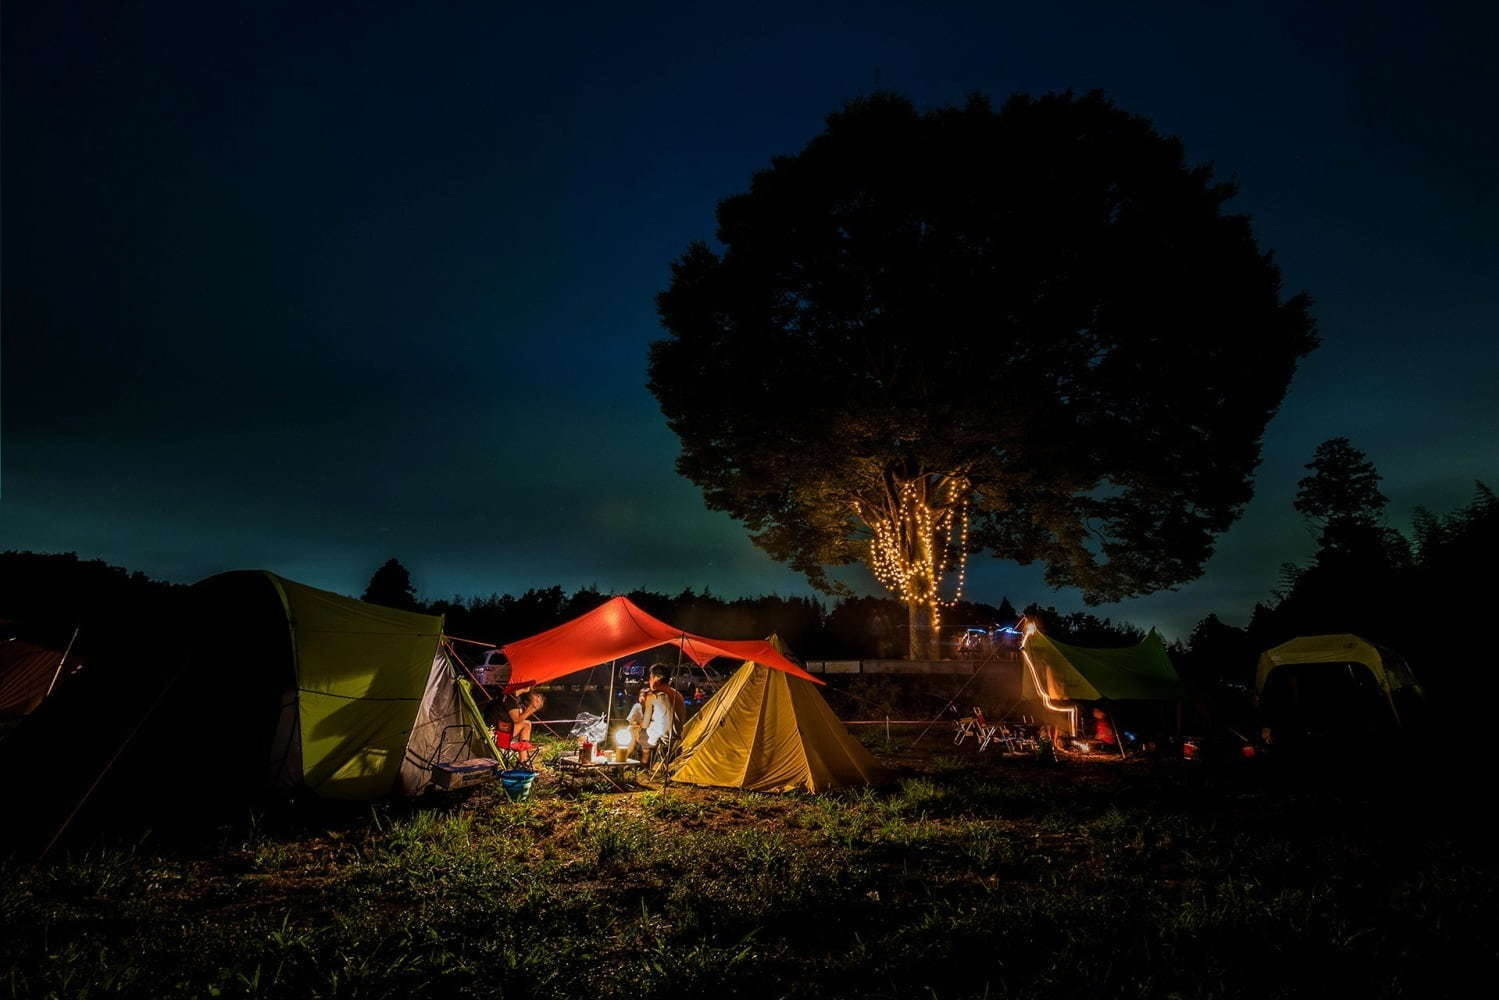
<box><xmin>4</xmin><ymin>1</ymin><xmax>1495</xmax><ymax>637</ymax></box>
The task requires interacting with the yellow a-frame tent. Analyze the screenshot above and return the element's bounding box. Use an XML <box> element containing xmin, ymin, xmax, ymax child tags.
<box><xmin>669</xmin><ymin>638</ymin><xmax>882</xmax><ymax>793</ymax></box>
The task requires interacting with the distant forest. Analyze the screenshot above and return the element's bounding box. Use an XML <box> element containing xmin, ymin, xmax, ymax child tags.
<box><xmin>2</xmin><ymin>466</ymin><xmax>1493</xmax><ymax>703</ymax></box>
<box><xmin>0</xmin><ymin>549</ymin><xmax>1136</xmax><ymax>665</ymax></box>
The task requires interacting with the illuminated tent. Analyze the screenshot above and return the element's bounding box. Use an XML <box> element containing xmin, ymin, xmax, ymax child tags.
<box><xmin>501</xmin><ymin>596</ymin><xmax>823</xmax><ymax>687</ymax></box>
<box><xmin>1023</xmin><ymin>629</ymin><xmax>1182</xmax><ymax>703</ymax></box>
<box><xmin>669</xmin><ymin>637</ymin><xmax>882</xmax><ymax>793</ymax></box>
<box><xmin>1256</xmin><ymin>634</ymin><xmax>1422</xmax><ymax>732</ymax></box>
<box><xmin>3</xmin><ymin>573</ymin><xmax>502</xmax><ymax>853</ymax></box>
<box><xmin>3</xmin><ymin>573</ymin><xmax>495</xmax><ymax>822</ymax></box>
<box><xmin>197</xmin><ymin>572</ymin><xmax>497</xmax><ymax>798</ymax></box>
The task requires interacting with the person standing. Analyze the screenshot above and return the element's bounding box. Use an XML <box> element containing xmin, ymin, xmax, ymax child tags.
<box><xmin>639</xmin><ymin>665</ymin><xmax>686</xmax><ymax>765</ymax></box>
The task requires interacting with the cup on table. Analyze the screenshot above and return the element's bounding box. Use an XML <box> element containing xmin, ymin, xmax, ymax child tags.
<box><xmin>613</xmin><ymin>747</ymin><xmax>629</xmax><ymax>763</ymax></box>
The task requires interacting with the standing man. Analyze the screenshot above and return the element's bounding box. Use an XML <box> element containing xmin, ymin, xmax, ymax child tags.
<box><xmin>640</xmin><ymin>664</ymin><xmax>686</xmax><ymax>765</ymax></box>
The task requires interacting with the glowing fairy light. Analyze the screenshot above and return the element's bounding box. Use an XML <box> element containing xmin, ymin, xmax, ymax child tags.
<box><xmin>860</xmin><ymin>474</ymin><xmax>973</xmax><ymax>640</ymax></box>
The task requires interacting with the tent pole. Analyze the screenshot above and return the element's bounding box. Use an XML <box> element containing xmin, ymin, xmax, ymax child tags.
<box><xmin>46</xmin><ymin>625</ymin><xmax>80</xmax><ymax>699</ymax></box>
<box><xmin>1107</xmin><ymin>707</ymin><xmax>1126</xmax><ymax>760</ymax></box>
<box><xmin>41</xmin><ymin>656</ymin><xmax>188</xmax><ymax>860</ymax></box>
<box><xmin>445</xmin><ymin>640</ymin><xmax>494</xmax><ymax>702</ymax></box>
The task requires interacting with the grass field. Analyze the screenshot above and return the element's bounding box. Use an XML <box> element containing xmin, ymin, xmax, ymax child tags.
<box><xmin>3</xmin><ymin>736</ymin><xmax>1494</xmax><ymax>999</ymax></box>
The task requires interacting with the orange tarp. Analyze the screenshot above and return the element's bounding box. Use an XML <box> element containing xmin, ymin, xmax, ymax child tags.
<box><xmin>501</xmin><ymin>596</ymin><xmax>824</xmax><ymax>686</ymax></box>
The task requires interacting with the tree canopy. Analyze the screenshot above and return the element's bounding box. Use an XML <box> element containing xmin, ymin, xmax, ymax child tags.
<box><xmin>650</xmin><ymin>91</ymin><xmax>1317</xmax><ymax>655</ymax></box>
<box><xmin>1295</xmin><ymin>437</ymin><xmax>1388</xmax><ymax>523</ymax></box>
<box><xmin>361</xmin><ymin>558</ymin><xmax>419</xmax><ymax>612</ymax></box>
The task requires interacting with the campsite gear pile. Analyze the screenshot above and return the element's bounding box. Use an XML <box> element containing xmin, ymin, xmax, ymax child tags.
<box><xmin>953</xmin><ymin>707</ymin><xmax>1044</xmax><ymax>755</ymax></box>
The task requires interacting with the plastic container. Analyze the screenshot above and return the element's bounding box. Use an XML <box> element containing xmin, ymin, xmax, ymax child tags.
<box><xmin>500</xmin><ymin>768</ymin><xmax>539</xmax><ymax>802</ymax></box>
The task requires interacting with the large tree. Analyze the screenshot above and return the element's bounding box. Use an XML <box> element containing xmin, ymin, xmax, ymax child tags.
<box><xmin>1293</xmin><ymin>437</ymin><xmax>1403</xmax><ymax>560</ymax></box>
<box><xmin>362</xmin><ymin>558</ymin><xmax>420</xmax><ymax>612</ymax></box>
<box><xmin>650</xmin><ymin>92</ymin><xmax>1317</xmax><ymax>658</ymax></box>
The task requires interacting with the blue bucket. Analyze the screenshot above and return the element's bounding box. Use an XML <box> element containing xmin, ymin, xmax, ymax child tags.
<box><xmin>500</xmin><ymin>768</ymin><xmax>539</xmax><ymax>802</ymax></box>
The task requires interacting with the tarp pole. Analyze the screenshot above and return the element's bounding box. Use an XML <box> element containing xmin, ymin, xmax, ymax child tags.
<box><xmin>908</xmin><ymin>643</ymin><xmax>996</xmax><ymax>748</ymax></box>
<box><xmin>606</xmin><ymin>659</ymin><xmax>617</xmax><ymax>738</ymax></box>
<box><xmin>46</xmin><ymin>625</ymin><xmax>80</xmax><ymax>699</ymax></box>
<box><xmin>445</xmin><ymin>640</ymin><xmax>494</xmax><ymax>702</ymax></box>
<box><xmin>1107</xmin><ymin>707</ymin><xmax>1126</xmax><ymax>760</ymax></box>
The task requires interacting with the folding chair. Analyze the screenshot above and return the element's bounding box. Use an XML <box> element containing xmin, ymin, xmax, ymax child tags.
<box><xmin>955</xmin><ymin>707</ymin><xmax>998</xmax><ymax>751</ymax></box>
<box><xmin>493</xmin><ymin>727</ymin><xmax>540</xmax><ymax>770</ymax></box>
<box><xmin>953</xmin><ymin>710</ymin><xmax>978</xmax><ymax>746</ymax></box>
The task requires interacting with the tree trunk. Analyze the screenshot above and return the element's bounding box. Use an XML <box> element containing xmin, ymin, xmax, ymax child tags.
<box><xmin>906</xmin><ymin>598</ymin><xmax>940</xmax><ymax>661</ymax></box>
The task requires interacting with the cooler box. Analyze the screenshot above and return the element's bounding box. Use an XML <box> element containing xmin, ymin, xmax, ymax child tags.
<box><xmin>431</xmin><ymin>758</ymin><xmax>500</xmax><ymax>790</ymax></box>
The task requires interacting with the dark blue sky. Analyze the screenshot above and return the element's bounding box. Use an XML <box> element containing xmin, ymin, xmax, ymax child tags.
<box><xmin>4</xmin><ymin>1</ymin><xmax>1495</xmax><ymax>636</ymax></box>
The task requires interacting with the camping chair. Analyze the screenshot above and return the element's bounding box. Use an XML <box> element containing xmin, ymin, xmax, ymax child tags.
<box><xmin>493</xmin><ymin>726</ymin><xmax>540</xmax><ymax>770</ymax></box>
<box><xmin>955</xmin><ymin>707</ymin><xmax>999</xmax><ymax>751</ymax></box>
<box><xmin>953</xmin><ymin>710</ymin><xmax>977</xmax><ymax>746</ymax></box>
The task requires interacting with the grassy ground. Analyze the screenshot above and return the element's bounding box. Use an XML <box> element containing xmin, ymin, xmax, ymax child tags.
<box><xmin>2</xmin><ymin>737</ymin><xmax>1494</xmax><ymax>999</ymax></box>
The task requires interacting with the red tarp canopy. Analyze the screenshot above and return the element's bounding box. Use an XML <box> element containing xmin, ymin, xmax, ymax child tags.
<box><xmin>501</xmin><ymin>596</ymin><xmax>824</xmax><ymax>686</ymax></box>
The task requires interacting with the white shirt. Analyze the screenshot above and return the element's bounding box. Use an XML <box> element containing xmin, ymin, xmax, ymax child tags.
<box><xmin>644</xmin><ymin>690</ymin><xmax>674</xmax><ymax>747</ymax></box>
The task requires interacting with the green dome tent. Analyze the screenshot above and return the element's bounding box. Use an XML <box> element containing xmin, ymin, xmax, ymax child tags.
<box><xmin>1256</xmin><ymin>634</ymin><xmax>1423</xmax><ymax>737</ymax></box>
<box><xmin>1</xmin><ymin>572</ymin><xmax>495</xmax><ymax>854</ymax></box>
<box><xmin>200</xmin><ymin>571</ymin><xmax>498</xmax><ymax>799</ymax></box>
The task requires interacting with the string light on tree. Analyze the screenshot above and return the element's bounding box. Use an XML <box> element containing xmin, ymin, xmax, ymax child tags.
<box><xmin>860</xmin><ymin>474</ymin><xmax>973</xmax><ymax>650</ymax></box>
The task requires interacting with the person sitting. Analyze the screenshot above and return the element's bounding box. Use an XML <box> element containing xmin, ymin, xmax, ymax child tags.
<box><xmin>625</xmin><ymin>687</ymin><xmax>649</xmax><ymax>758</ymax></box>
<box><xmin>1089</xmin><ymin>707</ymin><xmax>1118</xmax><ymax>752</ymax></box>
<box><xmin>495</xmin><ymin>684</ymin><xmax>545</xmax><ymax>765</ymax></box>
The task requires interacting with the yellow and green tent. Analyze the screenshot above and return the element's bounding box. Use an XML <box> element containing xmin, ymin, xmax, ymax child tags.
<box><xmin>1255</xmin><ymin>634</ymin><xmax>1422</xmax><ymax>730</ymax></box>
<box><xmin>669</xmin><ymin>638</ymin><xmax>882</xmax><ymax>793</ymax></box>
<box><xmin>1023</xmin><ymin>629</ymin><xmax>1182</xmax><ymax>703</ymax></box>
<box><xmin>199</xmin><ymin>571</ymin><xmax>496</xmax><ymax>799</ymax></box>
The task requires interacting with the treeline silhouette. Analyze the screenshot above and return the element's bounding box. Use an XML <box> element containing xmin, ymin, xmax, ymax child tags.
<box><xmin>0</xmin><ymin>552</ymin><xmax>1140</xmax><ymax>668</ymax></box>
<box><xmin>4</xmin><ymin>442</ymin><xmax>1490</xmax><ymax>703</ymax></box>
<box><xmin>1171</xmin><ymin>443</ymin><xmax>1496</xmax><ymax>705</ymax></box>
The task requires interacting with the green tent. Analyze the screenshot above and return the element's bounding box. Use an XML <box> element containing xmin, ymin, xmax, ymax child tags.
<box><xmin>1019</xmin><ymin>630</ymin><xmax>1183</xmax><ymax>737</ymax></box>
<box><xmin>1255</xmin><ymin>634</ymin><xmax>1423</xmax><ymax>736</ymax></box>
<box><xmin>1</xmin><ymin>572</ymin><xmax>499</xmax><ymax>853</ymax></box>
<box><xmin>1023</xmin><ymin>629</ymin><xmax>1182</xmax><ymax>703</ymax></box>
<box><xmin>201</xmin><ymin>571</ymin><xmax>498</xmax><ymax>798</ymax></box>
